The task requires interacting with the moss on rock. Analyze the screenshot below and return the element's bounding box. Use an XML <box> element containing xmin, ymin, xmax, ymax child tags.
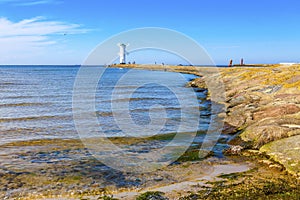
<box><xmin>260</xmin><ymin>135</ymin><xmax>300</xmax><ymax>177</ymax></box>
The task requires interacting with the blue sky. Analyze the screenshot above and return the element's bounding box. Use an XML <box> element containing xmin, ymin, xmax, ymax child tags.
<box><xmin>0</xmin><ymin>0</ymin><xmax>299</xmax><ymax>65</ymax></box>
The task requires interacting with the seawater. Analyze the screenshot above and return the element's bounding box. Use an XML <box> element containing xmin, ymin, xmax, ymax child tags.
<box><xmin>0</xmin><ymin>66</ymin><xmax>210</xmax><ymax>146</ymax></box>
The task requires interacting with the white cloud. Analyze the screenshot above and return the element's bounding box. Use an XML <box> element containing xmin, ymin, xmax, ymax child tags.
<box><xmin>0</xmin><ymin>0</ymin><xmax>62</xmax><ymax>6</ymax></box>
<box><xmin>0</xmin><ymin>16</ymin><xmax>87</xmax><ymax>37</ymax></box>
<box><xmin>0</xmin><ymin>17</ymin><xmax>89</xmax><ymax>64</ymax></box>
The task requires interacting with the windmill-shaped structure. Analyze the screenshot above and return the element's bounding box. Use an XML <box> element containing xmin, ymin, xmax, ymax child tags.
<box><xmin>118</xmin><ymin>43</ymin><xmax>129</xmax><ymax>64</ymax></box>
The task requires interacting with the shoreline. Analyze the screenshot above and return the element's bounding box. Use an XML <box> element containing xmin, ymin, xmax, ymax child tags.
<box><xmin>111</xmin><ymin>63</ymin><xmax>300</xmax><ymax>177</ymax></box>
<box><xmin>1</xmin><ymin>137</ymin><xmax>298</xmax><ymax>199</ymax></box>
<box><xmin>1</xmin><ymin>64</ymin><xmax>299</xmax><ymax>199</ymax></box>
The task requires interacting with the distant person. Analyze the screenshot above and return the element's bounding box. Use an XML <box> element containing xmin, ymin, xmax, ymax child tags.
<box><xmin>133</xmin><ymin>61</ymin><xmax>136</xmax><ymax>64</ymax></box>
<box><xmin>241</xmin><ymin>58</ymin><xmax>244</xmax><ymax>66</ymax></box>
<box><xmin>229</xmin><ymin>59</ymin><xmax>233</xmax><ymax>67</ymax></box>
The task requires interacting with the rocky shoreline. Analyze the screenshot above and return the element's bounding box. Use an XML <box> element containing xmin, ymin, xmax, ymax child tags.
<box><xmin>113</xmin><ymin>64</ymin><xmax>300</xmax><ymax>178</ymax></box>
<box><xmin>195</xmin><ymin>64</ymin><xmax>300</xmax><ymax>177</ymax></box>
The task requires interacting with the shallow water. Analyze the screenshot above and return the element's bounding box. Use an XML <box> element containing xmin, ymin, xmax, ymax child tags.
<box><xmin>0</xmin><ymin>66</ymin><xmax>209</xmax><ymax>145</ymax></box>
<box><xmin>0</xmin><ymin>66</ymin><xmax>234</xmax><ymax>199</ymax></box>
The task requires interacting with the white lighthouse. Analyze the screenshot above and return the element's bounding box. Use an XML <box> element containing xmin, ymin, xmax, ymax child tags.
<box><xmin>118</xmin><ymin>43</ymin><xmax>128</xmax><ymax>64</ymax></box>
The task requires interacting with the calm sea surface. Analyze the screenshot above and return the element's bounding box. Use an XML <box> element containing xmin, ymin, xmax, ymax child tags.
<box><xmin>0</xmin><ymin>66</ymin><xmax>210</xmax><ymax>145</ymax></box>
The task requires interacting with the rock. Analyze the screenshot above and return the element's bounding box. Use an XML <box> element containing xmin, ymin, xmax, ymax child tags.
<box><xmin>222</xmin><ymin>122</ymin><xmax>238</xmax><ymax>134</ymax></box>
<box><xmin>286</xmin><ymin>75</ymin><xmax>300</xmax><ymax>84</ymax></box>
<box><xmin>242</xmin><ymin>149</ymin><xmax>262</xmax><ymax>157</ymax></box>
<box><xmin>229</xmin><ymin>95</ymin><xmax>247</xmax><ymax>107</ymax></box>
<box><xmin>269</xmin><ymin>164</ymin><xmax>283</xmax><ymax>171</ymax></box>
<box><xmin>249</xmin><ymin>94</ymin><xmax>261</xmax><ymax>101</ymax></box>
<box><xmin>223</xmin><ymin>145</ymin><xmax>244</xmax><ymax>155</ymax></box>
<box><xmin>225</xmin><ymin>110</ymin><xmax>247</xmax><ymax>129</ymax></box>
<box><xmin>259</xmin><ymin>85</ymin><xmax>282</xmax><ymax>94</ymax></box>
<box><xmin>275</xmin><ymin>93</ymin><xmax>300</xmax><ymax>104</ymax></box>
<box><xmin>240</xmin><ymin>116</ymin><xmax>300</xmax><ymax>149</ymax></box>
<box><xmin>260</xmin><ymin>135</ymin><xmax>300</xmax><ymax>177</ymax></box>
<box><xmin>186</xmin><ymin>78</ymin><xmax>207</xmax><ymax>89</ymax></box>
<box><xmin>247</xmin><ymin>150</ymin><xmax>261</xmax><ymax>154</ymax></box>
<box><xmin>244</xmin><ymin>103</ymin><xmax>258</xmax><ymax>110</ymax></box>
<box><xmin>136</xmin><ymin>191</ymin><xmax>168</xmax><ymax>200</ymax></box>
<box><xmin>241</xmin><ymin>125</ymin><xmax>289</xmax><ymax>149</ymax></box>
<box><xmin>259</xmin><ymin>160</ymin><xmax>273</xmax><ymax>166</ymax></box>
<box><xmin>154</xmin><ymin>177</ymin><xmax>163</xmax><ymax>182</ymax></box>
<box><xmin>253</xmin><ymin>104</ymin><xmax>300</xmax><ymax>121</ymax></box>
<box><xmin>135</xmin><ymin>178</ymin><xmax>142</xmax><ymax>182</ymax></box>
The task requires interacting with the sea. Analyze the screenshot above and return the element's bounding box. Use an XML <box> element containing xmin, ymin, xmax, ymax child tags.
<box><xmin>0</xmin><ymin>65</ymin><xmax>213</xmax><ymax>146</ymax></box>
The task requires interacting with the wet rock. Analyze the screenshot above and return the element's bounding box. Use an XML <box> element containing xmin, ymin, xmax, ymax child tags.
<box><xmin>154</xmin><ymin>177</ymin><xmax>164</xmax><ymax>182</ymax></box>
<box><xmin>135</xmin><ymin>178</ymin><xmax>142</xmax><ymax>182</ymax></box>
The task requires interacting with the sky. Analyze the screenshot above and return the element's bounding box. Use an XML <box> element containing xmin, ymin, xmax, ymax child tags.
<box><xmin>0</xmin><ymin>0</ymin><xmax>300</xmax><ymax>65</ymax></box>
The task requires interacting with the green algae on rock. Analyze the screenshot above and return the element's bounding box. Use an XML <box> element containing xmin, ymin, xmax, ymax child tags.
<box><xmin>260</xmin><ymin>135</ymin><xmax>300</xmax><ymax>177</ymax></box>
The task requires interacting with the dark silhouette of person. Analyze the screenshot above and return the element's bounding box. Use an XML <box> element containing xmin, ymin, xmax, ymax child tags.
<box><xmin>229</xmin><ymin>59</ymin><xmax>233</xmax><ymax>67</ymax></box>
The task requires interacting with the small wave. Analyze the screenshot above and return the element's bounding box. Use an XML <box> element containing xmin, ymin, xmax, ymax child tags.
<box><xmin>129</xmin><ymin>107</ymin><xmax>182</xmax><ymax>113</ymax></box>
<box><xmin>99</xmin><ymin>97</ymin><xmax>165</xmax><ymax>103</ymax></box>
<box><xmin>0</xmin><ymin>82</ymin><xmax>15</xmax><ymax>86</ymax></box>
<box><xmin>0</xmin><ymin>114</ymin><xmax>72</xmax><ymax>122</ymax></box>
<box><xmin>0</xmin><ymin>102</ymin><xmax>52</xmax><ymax>107</ymax></box>
<box><xmin>96</xmin><ymin>107</ymin><xmax>183</xmax><ymax>117</ymax></box>
<box><xmin>0</xmin><ymin>82</ymin><xmax>39</xmax><ymax>87</ymax></box>
<box><xmin>3</xmin><ymin>94</ymin><xmax>71</xmax><ymax>100</ymax></box>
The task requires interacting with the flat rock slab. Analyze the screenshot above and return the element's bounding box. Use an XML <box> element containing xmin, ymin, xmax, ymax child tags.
<box><xmin>260</xmin><ymin>135</ymin><xmax>300</xmax><ymax>177</ymax></box>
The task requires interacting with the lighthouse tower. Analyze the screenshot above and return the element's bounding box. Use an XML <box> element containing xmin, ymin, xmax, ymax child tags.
<box><xmin>118</xmin><ymin>43</ymin><xmax>127</xmax><ymax>64</ymax></box>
